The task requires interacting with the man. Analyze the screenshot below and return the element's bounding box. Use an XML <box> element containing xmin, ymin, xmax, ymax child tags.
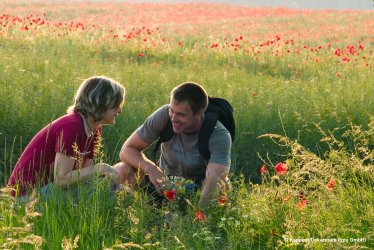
<box><xmin>119</xmin><ymin>82</ymin><xmax>232</xmax><ymax>207</ymax></box>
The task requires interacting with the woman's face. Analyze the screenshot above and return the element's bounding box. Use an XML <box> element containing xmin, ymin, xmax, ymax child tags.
<box><xmin>100</xmin><ymin>104</ymin><xmax>123</xmax><ymax>125</ymax></box>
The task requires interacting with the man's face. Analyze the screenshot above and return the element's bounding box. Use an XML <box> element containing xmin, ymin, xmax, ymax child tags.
<box><xmin>168</xmin><ymin>99</ymin><xmax>203</xmax><ymax>134</ymax></box>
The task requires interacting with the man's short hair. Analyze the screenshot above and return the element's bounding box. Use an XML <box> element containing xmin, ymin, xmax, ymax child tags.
<box><xmin>67</xmin><ymin>76</ymin><xmax>125</xmax><ymax>121</ymax></box>
<box><xmin>171</xmin><ymin>82</ymin><xmax>208</xmax><ymax>114</ymax></box>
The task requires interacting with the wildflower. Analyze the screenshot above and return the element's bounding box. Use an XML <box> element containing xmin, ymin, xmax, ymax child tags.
<box><xmin>164</xmin><ymin>189</ymin><xmax>177</xmax><ymax>201</ymax></box>
<box><xmin>283</xmin><ymin>195</ymin><xmax>291</xmax><ymax>202</ymax></box>
<box><xmin>346</xmin><ymin>45</ymin><xmax>356</xmax><ymax>55</ymax></box>
<box><xmin>274</xmin><ymin>162</ymin><xmax>288</xmax><ymax>175</ymax></box>
<box><xmin>336</xmin><ymin>72</ymin><xmax>342</xmax><ymax>77</ymax></box>
<box><xmin>183</xmin><ymin>180</ymin><xmax>195</xmax><ymax>191</ymax></box>
<box><xmin>252</xmin><ymin>92</ymin><xmax>257</xmax><ymax>97</ymax></box>
<box><xmin>334</xmin><ymin>48</ymin><xmax>341</xmax><ymax>56</ymax></box>
<box><xmin>298</xmin><ymin>191</ymin><xmax>305</xmax><ymax>199</ymax></box>
<box><xmin>326</xmin><ymin>178</ymin><xmax>336</xmax><ymax>190</ymax></box>
<box><xmin>194</xmin><ymin>211</ymin><xmax>206</xmax><ymax>224</ymax></box>
<box><xmin>260</xmin><ymin>164</ymin><xmax>267</xmax><ymax>173</ymax></box>
<box><xmin>217</xmin><ymin>195</ymin><xmax>229</xmax><ymax>206</ymax></box>
<box><xmin>297</xmin><ymin>198</ymin><xmax>307</xmax><ymax>209</ymax></box>
<box><xmin>137</xmin><ymin>53</ymin><xmax>144</xmax><ymax>57</ymax></box>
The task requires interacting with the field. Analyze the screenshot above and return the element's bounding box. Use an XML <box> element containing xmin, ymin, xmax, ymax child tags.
<box><xmin>0</xmin><ymin>1</ymin><xmax>373</xmax><ymax>249</ymax></box>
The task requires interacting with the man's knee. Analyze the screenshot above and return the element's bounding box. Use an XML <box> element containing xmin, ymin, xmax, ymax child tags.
<box><xmin>113</xmin><ymin>162</ymin><xmax>144</xmax><ymax>186</ymax></box>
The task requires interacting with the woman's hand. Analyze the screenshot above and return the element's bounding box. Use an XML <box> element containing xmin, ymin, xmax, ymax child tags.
<box><xmin>95</xmin><ymin>163</ymin><xmax>120</xmax><ymax>185</ymax></box>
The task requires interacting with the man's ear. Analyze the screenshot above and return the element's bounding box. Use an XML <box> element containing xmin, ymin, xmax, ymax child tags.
<box><xmin>196</xmin><ymin>108</ymin><xmax>205</xmax><ymax>116</ymax></box>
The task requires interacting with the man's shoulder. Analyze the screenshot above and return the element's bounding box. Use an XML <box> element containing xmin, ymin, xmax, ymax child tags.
<box><xmin>137</xmin><ymin>104</ymin><xmax>170</xmax><ymax>144</ymax></box>
<box><xmin>212</xmin><ymin>121</ymin><xmax>231</xmax><ymax>139</ymax></box>
<box><xmin>144</xmin><ymin>104</ymin><xmax>169</xmax><ymax>120</ymax></box>
<box><xmin>207</xmin><ymin>121</ymin><xmax>232</xmax><ymax>151</ymax></box>
<box><xmin>156</xmin><ymin>104</ymin><xmax>169</xmax><ymax>115</ymax></box>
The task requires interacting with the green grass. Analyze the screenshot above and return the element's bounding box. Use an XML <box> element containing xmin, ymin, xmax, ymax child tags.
<box><xmin>1</xmin><ymin>120</ymin><xmax>373</xmax><ymax>248</ymax></box>
<box><xmin>1</xmin><ymin>32</ymin><xmax>372</xmax><ymax>183</ymax></box>
<box><xmin>0</xmin><ymin>7</ymin><xmax>373</xmax><ymax>249</ymax></box>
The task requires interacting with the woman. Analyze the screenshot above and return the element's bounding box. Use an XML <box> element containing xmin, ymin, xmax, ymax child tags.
<box><xmin>8</xmin><ymin>76</ymin><xmax>128</xmax><ymax>199</ymax></box>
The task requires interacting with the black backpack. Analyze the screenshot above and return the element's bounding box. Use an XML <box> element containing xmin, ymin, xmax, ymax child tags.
<box><xmin>153</xmin><ymin>97</ymin><xmax>235</xmax><ymax>161</ymax></box>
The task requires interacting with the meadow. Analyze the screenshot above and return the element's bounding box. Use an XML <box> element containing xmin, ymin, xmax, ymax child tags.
<box><xmin>0</xmin><ymin>1</ymin><xmax>373</xmax><ymax>249</ymax></box>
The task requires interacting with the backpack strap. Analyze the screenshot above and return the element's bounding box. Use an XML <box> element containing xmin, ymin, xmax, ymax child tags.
<box><xmin>198</xmin><ymin>112</ymin><xmax>219</xmax><ymax>161</ymax></box>
<box><xmin>153</xmin><ymin>119</ymin><xmax>174</xmax><ymax>157</ymax></box>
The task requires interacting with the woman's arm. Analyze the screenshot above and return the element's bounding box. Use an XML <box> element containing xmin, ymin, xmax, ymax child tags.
<box><xmin>53</xmin><ymin>153</ymin><xmax>119</xmax><ymax>187</ymax></box>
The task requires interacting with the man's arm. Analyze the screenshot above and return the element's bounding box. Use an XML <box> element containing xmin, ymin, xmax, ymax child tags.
<box><xmin>119</xmin><ymin>132</ymin><xmax>166</xmax><ymax>195</ymax></box>
<box><xmin>54</xmin><ymin>153</ymin><xmax>119</xmax><ymax>187</ymax></box>
<box><xmin>198</xmin><ymin>163</ymin><xmax>230</xmax><ymax>208</ymax></box>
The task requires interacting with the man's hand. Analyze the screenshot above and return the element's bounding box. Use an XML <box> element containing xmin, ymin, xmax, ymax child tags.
<box><xmin>146</xmin><ymin>165</ymin><xmax>167</xmax><ymax>195</ymax></box>
<box><xmin>199</xmin><ymin>163</ymin><xmax>230</xmax><ymax>208</ymax></box>
<box><xmin>120</xmin><ymin>132</ymin><xmax>167</xmax><ymax>194</ymax></box>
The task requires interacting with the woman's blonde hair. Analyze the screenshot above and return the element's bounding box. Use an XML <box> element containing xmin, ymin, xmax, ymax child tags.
<box><xmin>67</xmin><ymin>76</ymin><xmax>125</xmax><ymax>121</ymax></box>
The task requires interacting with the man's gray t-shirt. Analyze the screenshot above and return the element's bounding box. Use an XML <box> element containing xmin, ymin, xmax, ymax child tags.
<box><xmin>136</xmin><ymin>105</ymin><xmax>231</xmax><ymax>180</ymax></box>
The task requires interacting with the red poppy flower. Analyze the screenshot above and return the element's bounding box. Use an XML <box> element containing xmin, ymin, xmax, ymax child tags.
<box><xmin>164</xmin><ymin>189</ymin><xmax>177</xmax><ymax>201</ymax></box>
<box><xmin>336</xmin><ymin>72</ymin><xmax>342</xmax><ymax>77</ymax></box>
<box><xmin>326</xmin><ymin>179</ymin><xmax>336</xmax><ymax>190</ymax></box>
<box><xmin>283</xmin><ymin>195</ymin><xmax>291</xmax><ymax>202</ymax></box>
<box><xmin>137</xmin><ymin>53</ymin><xmax>145</xmax><ymax>57</ymax></box>
<box><xmin>194</xmin><ymin>211</ymin><xmax>206</xmax><ymax>224</ymax></box>
<box><xmin>217</xmin><ymin>195</ymin><xmax>229</xmax><ymax>206</ymax></box>
<box><xmin>297</xmin><ymin>198</ymin><xmax>307</xmax><ymax>209</ymax></box>
<box><xmin>260</xmin><ymin>164</ymin><xmax>267</xmax><ymax>173</ymax></box>
<box><xmin>334</xmin><ymin>48</ymin><xmax>341</xmax><ymax>56</ymax></box>
<box><xmin>274</xmin><ymin>162</ymin><xmax>288</xmax><ymax>175</ymax></box>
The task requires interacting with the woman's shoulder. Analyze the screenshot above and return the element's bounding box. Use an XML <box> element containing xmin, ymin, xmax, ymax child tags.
<box><xmin>48</xmin><ymin>112</ymin><xmax>84</xmax><ymax>131</ymax></box>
